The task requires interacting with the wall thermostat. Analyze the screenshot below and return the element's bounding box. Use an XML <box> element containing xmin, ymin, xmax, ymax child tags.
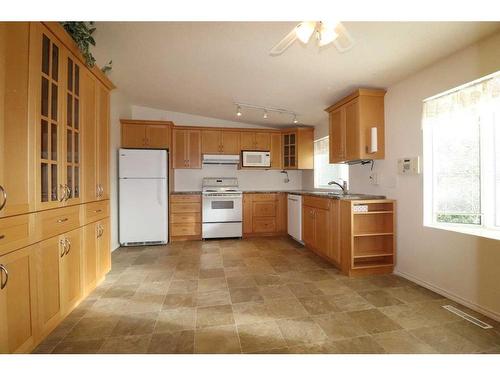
<box><xmin>398</xmin><ymin>157</ymin><xmax>420</xmax><ymax>175</ymax></box>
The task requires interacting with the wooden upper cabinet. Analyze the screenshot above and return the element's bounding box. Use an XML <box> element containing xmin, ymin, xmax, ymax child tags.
<box><xmin>201</xmin><ymin>129</ymin><xmax>240</xmax><ymax>154</ymax></box>
<box><xmin>97</xmin><ymin>84</ymin><xmax>110</xmax><ymax>200</ymax></box>
<box><xmin>121</xmin><ymin>120</ymin><xmax>172</xmax><ymax>149</ymax></box>
<box><xmin>201</xmin><ymin>129</ymin><xmax>220</xmax><ymax>154</ymax></box>
<box><xmin>0</xmin><ymin>244</ymin><xmax>37</xmax><ymax>354</ymax></box>
<box><xmin>254</xmin><ymin>132</ymin><xmax>270</xmax><ymax>150</ymax></box>
<box><xmin>240</xmin><ymin>131</ymin><xmax>270</xmax><ymax>151</ymax></box>
<box><xmin>325</xmin><ymin>89</ymin><xmax>386</xmax><ymax>163</ymax></box>
<box><xmin>0</xmin><ymin>22</ymin><xmax>32</xmax><ymax>218</ymax></box>
<box><xmin>270</xmin><ymin>133</ymin><xmax>282</xmax><ymax>169</ymax></box>
<box><xmin>221</xmin><ymin>131</ymin><xmax>240</xmax><ymax>154</ymax></box>
<box><xmin>31</xmin><ymin>23</ymin><xmax>65</xmax><ymax>211</ymax></box>
<box><xmin>282</xmin><ymin>128</ymin><xmax>314</xmax><ymax>170</ymax></box>
<box><xmin>173</xmin><ymin>129</ymin><xmax>201</xmax><ymax>169</ymax></box>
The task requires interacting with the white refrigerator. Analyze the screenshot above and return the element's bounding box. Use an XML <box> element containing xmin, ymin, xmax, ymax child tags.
<box><xmin>119</xmin><ymin>148</ymin><xmax>168</xmax><ymax>246</ymax></box>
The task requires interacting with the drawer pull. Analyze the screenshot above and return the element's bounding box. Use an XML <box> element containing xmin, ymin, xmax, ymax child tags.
<box><xmin>0</xmin><ymin>264</ymin><xmax>8</xmax><ymax>289</ymax></box>
<box><xmin>93</xmin><ymin>209</ymin><xmax>102</xmax><ymax>213</ymax></box>
<box><xmin>0</xmin><ymin>184</ymin><xmax>7</xmax><ymax>211</ymax></box>
<box><xmin>57</xmin><ymin>218</ymin><xmax>69</xmax><ymax>223</ymax></box>
<box><xmin>0</xmin><ymin>234</ymin><xmax>5</xmax><ymax>240</ymax></box>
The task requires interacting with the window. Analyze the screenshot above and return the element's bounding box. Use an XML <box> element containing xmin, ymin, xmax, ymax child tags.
<box><xmin>423</xmin><ymin>70</ymin><xmax>500</xmax><ymax>239</ymax></box>
<box><xmin>314</xmin><ymin>136</ymin><xmax>349</xmax><ymax>189</ymax></box>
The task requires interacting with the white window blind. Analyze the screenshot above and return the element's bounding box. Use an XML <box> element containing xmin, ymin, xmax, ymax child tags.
<box><xmin>423</xmin><ymin>70</ymin><xmax>500</xmax><ymax>238</ymax></box>
<box><xmin>314</xmin><ymin>137</ymin><xmax>349</xmax><ymax>189</ymax></box>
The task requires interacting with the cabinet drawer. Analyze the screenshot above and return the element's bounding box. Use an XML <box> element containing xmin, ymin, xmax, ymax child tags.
<box><xmin>251</xmin><ymin>194</ymin><xmax>276</xmax><ymax>202</ymax></box>
<box><xmin>170</xmin><ymin>194</ymin><xmax>201</xmax><ymax>203</ymax></box>
<box><xmin>36</xmin><ymin>205</ymin><xmax>81</xmax><ymax>241</ymax></box>
<box><xmin>253</xmin><ymin>202</ymin><xmax>276</xmax><ymax>217</ymax></box>
<box><xmin>0</xmin><ymin>214</ymin><xmax>35</xmax><ymax>256</ymax></box>
<box><xmin>303</xmin><ymin>196</ymin><xmax>332</xmax><ymax>210</ymax></box>
<box><xmin>83</xmin><ymin>200</ymin><xmax>109</xmax><ymax>225</ymax></box>
<box><xmin>253</xmin><ymin>217</ymin><xmax>276</xmax><ymax>233</ymax></box>
<box><xmin>171</xmin><ymin>223</ymin><xmax>201</xmax><ymax>236</ymax></box>
<box><xmin>170</xmin><ymin>213</ymin><xmax>201</xmax><ymax>224</ymax></box>
<box><xmin>171</xmin><ymin>202</ymin><xmax>201</xmax><ymax>213</ymax></box>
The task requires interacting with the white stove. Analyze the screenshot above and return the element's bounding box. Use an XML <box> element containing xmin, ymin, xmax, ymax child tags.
<box><xmin>202</xmin><ymin>177</ymin><xmax>243</xmax><ymax>239</ymax></box>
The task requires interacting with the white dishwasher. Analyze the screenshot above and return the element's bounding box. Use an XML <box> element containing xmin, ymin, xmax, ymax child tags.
<box><xmin>287</xmin><ymin>194</ymin><xmax>303</xmax><ymax>243</ymax></box>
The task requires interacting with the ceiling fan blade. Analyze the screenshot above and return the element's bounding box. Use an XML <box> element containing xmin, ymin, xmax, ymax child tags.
<box><xmin>332</xmin><ymin>22</ymin><xmax>355</xmax><ymax>52</ymax></box>
<box><xmin>269</xmin><ymin>25</ymin><xmax>299</xmax><ymax>56</ymax></box>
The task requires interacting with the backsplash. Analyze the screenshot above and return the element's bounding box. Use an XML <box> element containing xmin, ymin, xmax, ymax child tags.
<box><xmin>174</xmin><ymin>165</ymin><xmax>302</xmax><ymax>191</ymax></box>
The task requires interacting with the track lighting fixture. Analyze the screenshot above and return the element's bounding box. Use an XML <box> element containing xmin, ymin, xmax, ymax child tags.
<box><xmin>234</xmin><ymin>103</ymin><xmax>299</xmax><ymax>124</ymax></box>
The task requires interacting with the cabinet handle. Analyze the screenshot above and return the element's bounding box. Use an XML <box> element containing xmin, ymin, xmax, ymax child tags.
<box><xmin>0</xmin><ymin>235</ymin><xmax>5</xmax><ymax>240</ymax></box>
<box><xmin>0</xmin><ymin>264</ymin><xmax>8</xmax><ymax>290</ymax></box>
<box><xmin>60</xmin><ymin>239</ymin><xmax>67</xmax><ymax>257</ymax></box>
<box><xmin>0</xmin><ymin>185</ymin><xmax>7</xmax><ymax>211</ymax></box>
<box><xmin>94</xmin><ymin>209</ymin><xmax>102</xmax><ymax>213</ymax></box>
<box><xmin>65</xmin><ymin>238</ymin><xmax>71</xmax><ymax>256</ymax></box>
<box><xmin>57</xmin><ymin>217</ymin><xmax>68</xmax><ymax>223</ymax></box>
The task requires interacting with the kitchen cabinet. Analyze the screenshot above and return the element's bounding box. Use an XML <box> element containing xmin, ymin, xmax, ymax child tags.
<box><xmin>270</xmin><ymin>133</ymin><xmax>283</xmax><ymax>169</ymax></box>
<box><xmin>325</xmin><ymin>89</ymin><xmax>386</xmax><ymax>163</ymax></box>
<box><xmin>59</xmin><ymin>228</ymin><xmax>82</xmax><ymax>314</ymax></box>
<box><xmin>120</xmin><ymin>119</ymin><xmax>172</xmax><ymax>149</ymax></box>
<box><xmin>201</xmin><ymin>129</ymin><xmax>240</xmax><ymax>154</ymax></box>
<box><xmin>282</xmin><ymin>128</ymin><xmax>314</xmax><ymax>170</ymax></box>
<box><xmin>173</xmin><ymin>129</ymin><xmax>201</xmax><ymax>169</ymax></box>
<box><xmin>302</xmin><ymin>196</ymin><xmax>340</xmax><ymax>266</ymax></box>
<box><xmin>170</xmin><ymin>194</ymin><xmax>201</xmax><ymax>240</ymax></box>
<box><xmin>241</xmin><ymin>131</ymin><xmax>270</xmax><ymax>151</ymax></box>
<box><xmin>0</xmin><ymin>22</ymin><xmax>114</xmax><ymax>353</ymax></box>
<box><xmin>0</xmin><ymin>22</ymin><xmax>32</xmax><ymax>218</ymax></box>
<box><xmin>83</xmin><ymin>223</ymin><xmax>98</xmax><ymax>294</ymax></box>
<box><xmin>242</xmin><ymin>193</ymin><xmax>286</xmax><ymax>236</ymax></box>
<box><xmin>0</xmin><ymin>244</ymin><xmax>37</xmax><ymax>354</ymax></box>
<box><xmin>340</xmin><ymin>199</ymin><xmax>395</xmax><ymax>276</ymax></box>
<box><xmin>96</xmin><ymin>218</ymin><xmax>110</xmax><ymax>279</ymax></box>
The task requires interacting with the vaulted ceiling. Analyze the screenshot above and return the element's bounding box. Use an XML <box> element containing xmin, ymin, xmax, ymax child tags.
<box><xmin>92</xmin><ymin>21</ymin><xmax>500</xmax><ymax>127</ymax></box>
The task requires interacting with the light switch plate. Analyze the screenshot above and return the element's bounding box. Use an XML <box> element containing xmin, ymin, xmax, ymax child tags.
<box><xmin>398</xmin><ymin>157</ymin><xmax>420</xmax><ymax>175</ymax></box>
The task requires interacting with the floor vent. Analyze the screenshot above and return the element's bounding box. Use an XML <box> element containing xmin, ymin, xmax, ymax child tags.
<box><xmin>442</xmin><ymin>305</ymin><xmax>493</xmax><ymax>329</ymax></box>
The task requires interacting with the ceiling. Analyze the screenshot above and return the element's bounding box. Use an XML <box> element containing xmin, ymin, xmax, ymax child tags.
<box><xmin>92</xmin><ymin>21</ymin><xmax>500</xmax><ymax>128</ymax></box>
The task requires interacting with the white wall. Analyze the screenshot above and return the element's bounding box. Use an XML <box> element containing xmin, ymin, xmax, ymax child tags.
<box><xmin>347</xmin><ymin>32</ymin><xmax>500</xmax><ymax>319</ymax></box>
<box><xmin>109</xmin><ymin>91</ymin><xmax>132</xmax><ymax>250</ymax></box>
<box><xmin>131</xmin><ymin>105</ymin><xmax>303</xmax><ymax>192</ymax></box>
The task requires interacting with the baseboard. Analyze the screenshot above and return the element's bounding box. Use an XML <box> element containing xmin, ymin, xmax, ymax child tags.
<box><xmin>394</xmin><ymin>269</ymin><xmax>500</xmax><ymax>323</ymax></box>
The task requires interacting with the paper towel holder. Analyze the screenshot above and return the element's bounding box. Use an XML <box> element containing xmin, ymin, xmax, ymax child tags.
<box><xmin>366</xmin><ymin>126</ymin><xmax>378</xmax><ymax>154</ymax></box>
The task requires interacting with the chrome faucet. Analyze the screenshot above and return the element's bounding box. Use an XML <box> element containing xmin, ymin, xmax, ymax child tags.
<box><xmin>328</xmin><ymin>179</ymin><xmax>348</xmax><ymax>194</ymax></box>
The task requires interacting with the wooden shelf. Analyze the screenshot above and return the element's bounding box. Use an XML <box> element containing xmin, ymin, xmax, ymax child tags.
<box><xmin>353</xmin><ymin>211</ymin><xmax>393</xmax><ymax>215</ymax></box>
<box><xmin>353</xmin><ymin>262</ymin><xmax>394</xmax><ymax>270</ymax></box>
<box><xmin>353</xmin><ymin>232</ymin><xmax>393</xmax><ymax>237</ymax></box>
<box><xmin>354</xmin><ymin>252</ymin><xmax>393</xmax><ymax>259</ymax></box>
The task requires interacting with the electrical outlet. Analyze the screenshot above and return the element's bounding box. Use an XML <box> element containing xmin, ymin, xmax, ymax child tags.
<box><xmin>369</xmin><ymin>172</ymin><xmax>378</xmax><ymax>185</ymax></box>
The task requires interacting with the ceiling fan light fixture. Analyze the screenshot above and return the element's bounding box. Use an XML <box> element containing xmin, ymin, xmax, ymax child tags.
<box><xmin>293</xmin><ymin>114</ymin><xmax>298</xmax><ymax>124</ymax></box>
<box><xmin>263</xmin><ymin>110</ymin><xmax>268</xmax><ymax>119</ymax></box>
<box><xmin>236</xmin><ymin>105</ymin><xmax>242</xmax><ymax>117</ymax></box>
<box><xmin>318</xmin><ymin>21</ymin><xmax>340</xmax><ymax>47</ymax></box>
<box><xmin>295</xmin><ymin>21</ymin><xmax>316</xmax><ymax>44</ymax></box>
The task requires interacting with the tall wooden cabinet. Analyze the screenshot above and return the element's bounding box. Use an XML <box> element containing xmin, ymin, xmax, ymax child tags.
<box><xmin>0</xmin><ymin>22</ymin><xmax>114</xmax><ymax>353</ymax></box>
<box><xmin>325</xmin><ymin>89</ymin><xmax>386</xmax><ymax>163</ymax></box>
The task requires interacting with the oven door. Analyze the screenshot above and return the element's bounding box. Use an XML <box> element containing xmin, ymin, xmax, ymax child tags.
<box><xmin>203</xmin><ymin>195</ymin><xmax>243</xmax><ymax>223</ymax></box>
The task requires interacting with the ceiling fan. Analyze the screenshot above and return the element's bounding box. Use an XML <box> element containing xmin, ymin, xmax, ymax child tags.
<box><xmin>270</xmin><ymin>21</ymin><xmax>354</xmax><ymax>56</ymax></box>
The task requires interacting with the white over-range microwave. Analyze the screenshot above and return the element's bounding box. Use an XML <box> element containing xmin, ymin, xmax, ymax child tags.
<box><xmin>241</xmin><ymin>150</ymin><xmax>271</xmax><ymax>168</ymax></box>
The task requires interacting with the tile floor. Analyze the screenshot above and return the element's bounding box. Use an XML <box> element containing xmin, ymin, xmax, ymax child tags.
<box><xmin>33</xmin><ymin>237</ymin><xmax>500</xmax><ymax>354</ymax></box>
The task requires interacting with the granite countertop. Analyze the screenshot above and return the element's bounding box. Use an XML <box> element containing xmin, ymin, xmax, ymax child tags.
<box><xmin>171</xmin><ymin>190</ymin><xmax>386</xmax><ymax>200</ymax></box>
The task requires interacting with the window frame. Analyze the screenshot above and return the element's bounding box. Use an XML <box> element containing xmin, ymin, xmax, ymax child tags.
<box><xmin>313</xmin><ymin>136</ymin><xmax>349</xmax><ymax>190</ymax></box>
<box><xmin>423</xmin><ymin>70</ymin><xmax>500</xmax><ymax>240</ymax></box>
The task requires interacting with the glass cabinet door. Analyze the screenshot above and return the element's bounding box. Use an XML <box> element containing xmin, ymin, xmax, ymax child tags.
<box><xmin>37</xmin><ymin>26</ymin><xmax>63</xmax><ymax>209</ymax></box>
<box><xmin>65</xmin><ymin>55</ymin><xmax>81</xmax><ymax>203</ymax></box>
